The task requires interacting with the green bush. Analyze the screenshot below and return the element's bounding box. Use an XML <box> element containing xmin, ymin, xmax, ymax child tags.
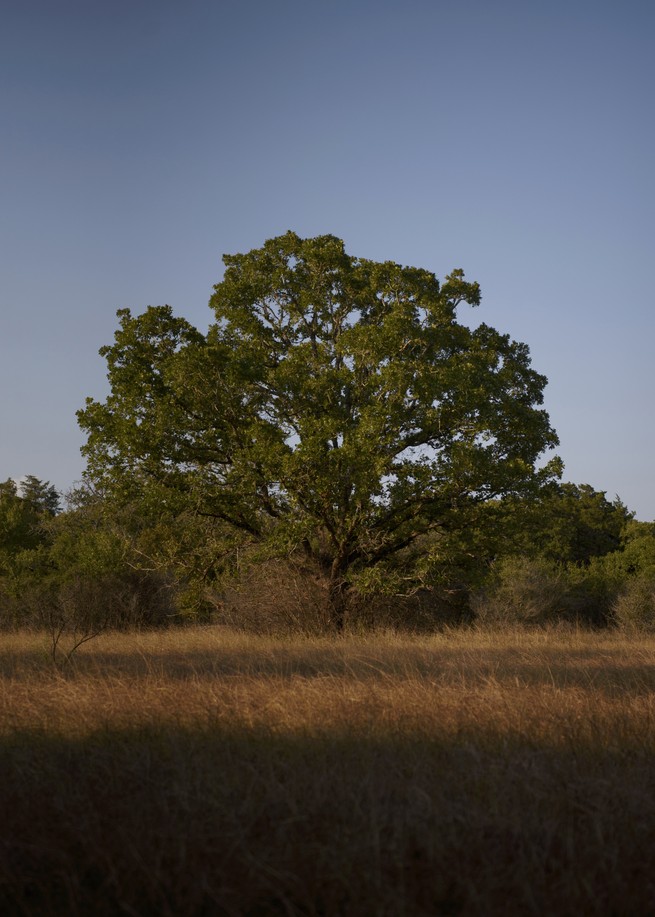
<box><xmin>562</xmin><ymin>560</ymin><xmax>624</xmax><ymax>626</ymax></box>
<box><xmin>470</xmin><ymin>554</ymin><xmax>636</xmax><ymax>629</ymax></box>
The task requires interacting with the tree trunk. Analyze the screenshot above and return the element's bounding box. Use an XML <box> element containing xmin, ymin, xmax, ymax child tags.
<box><xmin>328</xmin><ymin>573</ymin><xmax>349</xmax><ymax>634</ymax></box>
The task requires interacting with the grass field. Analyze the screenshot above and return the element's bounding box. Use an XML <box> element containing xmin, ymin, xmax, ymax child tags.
<box><xmin>2</xmin><ymin>625</ymin><xmax>655</xmax><ymax>915</ymax></box>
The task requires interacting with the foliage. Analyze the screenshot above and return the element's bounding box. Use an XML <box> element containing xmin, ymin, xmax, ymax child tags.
<box><xmin>19</xmin><ymin>475</ymin><xmax>61</xmax><ymax>516</ymax></box>
<box><xmin>488</xmin><ymin>483</ymin><xmax>633</xmax><ymax>566</ymax></box>
<box><xmin>0</xmin><ymin>478</ymin><xmax>54</xmax><ymax>567</ymax></box>
<box><xmin>0</xmin><ymin>478</ymin><xmax>61</xmax><ymax>626</ymax></box>
<box><xmin>45</xmin><ymin>486</ymin><xmax>179</xmax><ymax>630</ymax></box>
<box><xmin>612</xmin><ymin>575</ymin><xmax>655</xmax><ymax>630</ymax></box>
<box><xmin>471</xmin><ymin>556</ymin><xmax>570</xmax><ymax>625</ymax></box>
<box><xmin>535</xmin><ymin>484</ymin><xmax>632</xmax><ymax>564</ymax></box>
<box><xmin>57</xmin><ymin>481</ymin><xmax>241</xmax><ymax>620</ymax></box>
<box><xmin>600</xmin><ymin>520</ymin><xmax>655</xmax><ymax>577</ymax></box>
<box><xmin>471</xmin><ymin>529</ymin><xmax>655</xmax><ymax>628</ymax></box>
<box><xmin>78</xmin><ymin>232</ymin><xmax>560</xmax><ymax>627</ymax></box>
<box><xmin>0</xmin><ymin>479</ymin><xmax>177</xmax><ymax>639</ymax></box>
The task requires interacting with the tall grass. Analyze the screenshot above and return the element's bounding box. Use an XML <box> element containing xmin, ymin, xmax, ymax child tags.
<box><xmin>2</xmin><ymin>626</ymin><xmax>655</xmax><ymax>915</ymax></box>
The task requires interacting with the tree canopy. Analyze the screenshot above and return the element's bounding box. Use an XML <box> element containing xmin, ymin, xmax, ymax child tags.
<box><xmin>78</xmin><ymin>232</ymin><xmax>560</xmax><ymax>627</ymax></box>
<box><xmin>516</xmin><ymin>483</ymin><xmax>633</xmax><ymax>565</ymax></box>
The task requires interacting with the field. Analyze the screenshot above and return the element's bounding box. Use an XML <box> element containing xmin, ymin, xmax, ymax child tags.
<box><xmin>2</xmin><ymin>625</ymin><xmax>655</xmax><ymax>915</ymax></box>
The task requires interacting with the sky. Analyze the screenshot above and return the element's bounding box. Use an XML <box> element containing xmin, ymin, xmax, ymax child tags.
<box><xmin>1</xmin><ymin>0</ymin><xmax>654</xmax><ymax>518</ymax></box>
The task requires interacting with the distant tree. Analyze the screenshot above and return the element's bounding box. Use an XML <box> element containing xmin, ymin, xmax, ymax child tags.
<box><xmin>515</xmin><ymin>483</ymin><xmax>633</xmax><ymax>566</ymax></box>
<box><xmin>0</xmin><ymin>477</ymin><xmax>59</xmax><ymax>563</ymax></box>
<box><xmin>19</xmin><ymin>476</ymin><xmax>61</xmax><ymax>516</ymax></box>
<box><xmin>78</xmin><ymin>232</ymin><xmax>560</xmax><ymax>628</ymax></box>
<box><xmin>51</xmin><ymin>482</ymin><xmax>224</xmax><ymax>620</ymax></box>
<box><xmin>0</xmin><ymin>478</ymin><xmax>60</xmax><ymax>626</ymax></box>
<box><xmin>0</xmin><ymin>480</ymin><xmax>42</xmax><ymax>564</ymax></box>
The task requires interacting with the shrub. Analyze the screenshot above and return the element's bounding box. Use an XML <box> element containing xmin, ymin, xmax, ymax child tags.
<box><xmin>0</xmin><ymin>569</ymin><xmax>177</xmax><ymax>633</ymax></box>
<box><xmin>471</xmin><ymin>554</ymin><xmax>636</xmax><ymax>629</ymax></box>
<box><xmin>216</xmin><ymin>559</ymin><xmax>333</xmax><ymax>635</ymax></box>
<box><xmin>563</xmin><ymin>560</ymin><xmax>624</xmax><ymax>626</ymax></box>
<box><xmin>612</xmin><ymin>576</ymin><xmax>655</xmax><ymax>631</ymax></box>
<box><xmin>212</xmin><ymin>556</ymin><xmax>473</xmax><ymax>635</ymax></box>
<box><xmin>471</xmin><ymin>556</ymin><xmax>570</xmax><ymax>626</ymax></box>
<box><xmin>13</xmin><ymin>570</ymin><xmax>179</xmax><ymax>664</ymax></box>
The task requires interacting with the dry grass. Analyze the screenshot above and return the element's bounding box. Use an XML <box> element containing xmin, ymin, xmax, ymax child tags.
<box><xmin>2</xmin><ymin>626</ymin><xmax>655</xmax><ymax>914</ymax></box>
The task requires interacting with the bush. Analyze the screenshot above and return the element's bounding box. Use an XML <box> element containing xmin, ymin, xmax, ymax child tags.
<box><xmin>0</xmin><ymin>569</ymin><xmax>178</xmax><ymax>635</ymax></box>
<box><xmin>211</xmin><ymin>556</ymin><xmax>474</xmax><ymax>635</ymax></box>
<box><xmin>8</xmin><ymin>570</ymin><xmax>180</xmax><ymax>664</ymax></box>
<box><xmin>563</xmin><ymin>560</ymin><xmax>624</xmax><ymax>626</ymax></box>
<box><xmin>0</xmin><ymin>584</ymin><xmax>23</xmax><ymax>630</ymax></box>
<box><xmin>346</xmin><ymin>588</ymin><xmax>473</xmax><ymax>633</ymax></box>
<box><xmin>470</xmin><ymin>555</ymin><xmax>635</xmax><ymax>629</ymax></box>
<box><xmin>215</xmin><ymin>559</ymin><xmax>333</xmax><ymax>635</ymax></box>
<box><xmin>58</xmin><ymin>571</ymin><xmax>178</xmax><ymax>630</ymax></box>
<box><xmin>471</xmin><ymin>556</ymin><xmax>571</xmax><ymax>626</ymax></box>
<box><xmin>612</xmin><ymin>576</ymin><xmax>655</xmax><ymax>631</ymax></box>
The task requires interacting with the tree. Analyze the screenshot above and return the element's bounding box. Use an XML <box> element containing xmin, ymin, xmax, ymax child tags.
<box><xmin>478</xmin><ymin>482</ymin><xmax>634</xmax><ymax>568</ymax></box>
<box><xmin>528</xmin><ymin>483</ymin><xmax>633</xmax><ymax>565</ymax></box>
<box><xmin>0</xmin><ymin>477</ymin><xmax>59</xmax><ymax>573</ymax></box>
<box><xmin>19</xmin><ymin>475</ymin><xmax>61</xmax><ymax>516</ymax></box>
<box><xmin>0</xmin><ymin>480</ymin><xmax>41</xmax><ymax>563</ymax></box>
<box><xmin>0</xmin><ymin>477</ymin><xmax>60</xmax><ymax>628</ymax></box>
<box><xmin>78</xmin><ymin>232</ymin><xmax>560</xmax><ymax>629</ymax></box>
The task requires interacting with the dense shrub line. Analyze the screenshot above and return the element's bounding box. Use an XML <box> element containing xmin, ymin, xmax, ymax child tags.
<box><xmin>2</xmin><ymin>477</ymin><xmax>655</xmax><ymax>637</ymax></box>
<box><xmin>4</xmin><ymin>554</ymin><xmax>654</xmax><ymax>639</ymax></box>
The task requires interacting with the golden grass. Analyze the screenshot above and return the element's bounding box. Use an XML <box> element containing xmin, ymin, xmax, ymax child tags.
<box><xmin>2</xmin><ymin>626</ymin><xmax>655</xmax><ymax>914</ymax></box>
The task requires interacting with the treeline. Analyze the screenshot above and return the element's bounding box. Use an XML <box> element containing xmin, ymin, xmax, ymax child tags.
<box><xmin>2</xmin><ymin>476</ymin><xmax>654</xmax><ymax>635</ymax></box>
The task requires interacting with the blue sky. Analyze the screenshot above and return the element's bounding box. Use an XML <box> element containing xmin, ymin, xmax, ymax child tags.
<box><xmin>2</xmin><ymin>0</ymin><xmax>654</xmax><ymax>518</ymax></box>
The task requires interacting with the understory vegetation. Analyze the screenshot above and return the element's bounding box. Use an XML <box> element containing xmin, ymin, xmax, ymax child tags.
<box><xmin>3</xmin><ymin>626</ymin><xmax>655</xmax><ymax>915</ymax></box>
<box><xmin>2</xmin><ymin>476</ymin><xmax>655</xmax><ymax>642</ymax></box>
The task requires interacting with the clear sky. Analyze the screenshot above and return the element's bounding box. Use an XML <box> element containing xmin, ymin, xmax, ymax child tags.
<box><xmin>2</xmin><ymin>0</ymin><xmax>653</xmax><ymax>518</ymax></box>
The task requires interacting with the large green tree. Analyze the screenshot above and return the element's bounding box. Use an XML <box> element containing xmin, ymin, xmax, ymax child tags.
<box><xmin>79</xmin><ymin>232</ymin><xmax>560</xmax><ymax>627</ymax></box>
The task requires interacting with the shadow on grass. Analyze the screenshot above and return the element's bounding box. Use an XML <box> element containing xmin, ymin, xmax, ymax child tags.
<box><xmin>2</xmin><ymin>723</ymin><xmax>655</xmax><ymax>916</ymax></box>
